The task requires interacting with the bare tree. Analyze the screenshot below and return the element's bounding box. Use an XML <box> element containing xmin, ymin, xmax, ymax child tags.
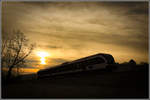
<box><xmin>1</xmin><ymin>30</ymin><xmax>35</xmax><ymax>79</ymax></box>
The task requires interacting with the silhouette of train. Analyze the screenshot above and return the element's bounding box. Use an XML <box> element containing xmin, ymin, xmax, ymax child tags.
<box><xmin>37</xmin><ymin>53</ymin><xmax>116</xmax><ymax>79</ymax></box>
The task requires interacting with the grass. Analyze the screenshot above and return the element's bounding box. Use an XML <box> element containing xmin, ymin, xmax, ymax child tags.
<box><xmin>2</xmin><ymin>65</ymin><xmax>149</xmax><ymax>98</ymax></box>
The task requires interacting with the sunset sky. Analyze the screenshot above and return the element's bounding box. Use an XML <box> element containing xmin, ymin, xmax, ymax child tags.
<box><xmin>2</xmin><ymin>1</ymin><xmax>148</xmax><ymax>72</ymax></box>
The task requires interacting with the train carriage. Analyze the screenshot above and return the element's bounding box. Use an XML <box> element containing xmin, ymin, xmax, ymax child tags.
<box><xmin>37</xmin><ymin>53</ymin><xmax>115</xmax><ymax>79</ymax></box>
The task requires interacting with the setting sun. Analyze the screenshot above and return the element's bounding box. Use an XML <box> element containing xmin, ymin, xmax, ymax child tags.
<box><xmin>37</xmin><ymin>51</ymin><xmax>50</xmax><ymax>64</ymax></box>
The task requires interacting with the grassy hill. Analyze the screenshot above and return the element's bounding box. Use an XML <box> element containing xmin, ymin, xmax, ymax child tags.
<box><xmin>2</xmin><ymin>64</ymin><xmax>148</xmax><ymax>98</ymax></box>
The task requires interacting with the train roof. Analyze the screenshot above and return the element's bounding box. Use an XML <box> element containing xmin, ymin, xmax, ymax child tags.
<box><xmin>71</xmin><ymin>53</ymin><xmax>112</xmax><ymax>62</ymax></box>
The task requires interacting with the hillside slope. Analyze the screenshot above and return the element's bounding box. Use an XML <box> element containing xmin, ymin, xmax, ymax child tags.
<box><xmin>2</xmin><ymin>66</ymin><xmax>148</xmax><ymax>98</ymax></box>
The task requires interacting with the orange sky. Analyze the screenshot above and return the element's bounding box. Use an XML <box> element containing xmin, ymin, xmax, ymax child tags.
<box><xmin>2</xmin><ymin>2</ymin><xmax>149</xmax><ymax>73</ymax></box>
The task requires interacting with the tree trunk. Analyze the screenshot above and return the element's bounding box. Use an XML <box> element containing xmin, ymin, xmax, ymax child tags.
<box><xmin>17</xmin><ymin>67</ymin><xmax>20</xmax><ymax>76</ymax></box>
<box><xmin>7</xmin><ymin>65</ymin><xmax>14</xmax><ymax>80</ymax></box>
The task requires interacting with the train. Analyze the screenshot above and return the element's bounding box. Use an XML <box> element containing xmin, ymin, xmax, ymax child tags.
<box><xmin>37</xmin><ymin>53</ymin><xmax>116</xmax><ymax>79</ymax></box>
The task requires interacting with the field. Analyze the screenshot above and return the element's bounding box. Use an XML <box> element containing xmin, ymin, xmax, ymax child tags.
<box><xmin>2</xmin><ymin>65</ymin><xmax>149</xmax><ymax>98</ymax></box>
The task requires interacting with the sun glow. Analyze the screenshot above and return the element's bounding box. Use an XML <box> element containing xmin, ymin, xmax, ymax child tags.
<box><xmin>37</xmin><ymin>51</ymin><xmax>50</xmax><ymax>64</ymax></box>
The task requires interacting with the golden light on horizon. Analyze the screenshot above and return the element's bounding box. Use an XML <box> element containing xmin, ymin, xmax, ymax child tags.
<box><xmin>37</xmin><ymin>51</ymin><xmax>50</xmax><ymax>64</ymax></box>
<box><xmin>40</xmin><ymin>57</ymin><xmax>46</xmax><ymax>64</ymax></box>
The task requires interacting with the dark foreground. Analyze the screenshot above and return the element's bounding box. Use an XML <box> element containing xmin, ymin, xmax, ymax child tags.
<box><xmin>2</xmin><ymin>66</ymin><xmax>148</xmax><ymax>98</ymax></box>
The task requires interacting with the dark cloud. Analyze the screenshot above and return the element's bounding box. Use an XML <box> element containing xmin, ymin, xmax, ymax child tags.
<box><xmin>47</xmin><ymin>45</ymin><xmax>62</xmax><ymax>49</ymax></box>
<box><xmin>37</xmin><ymin>44</ymin><xmax>62</xmax><ymax>49</ymax></box>
<box><xmin>129</xmin><ymin>8</ymin><xmax>148</xmax><ymax>15</ymax></box>
<box><xmin>28</xmin><ymin>28</ymin><xmax>148</xmax><ymax>53</ymax></box>
<box><xmin>51</xmin><ymin>58</ymin><xmax>68</xmax><ymax>64</ymax></box>
<box><xmin>126</xmin><ymin>2</ymin><xmax>148</xmax><ymax>15</ymax></box>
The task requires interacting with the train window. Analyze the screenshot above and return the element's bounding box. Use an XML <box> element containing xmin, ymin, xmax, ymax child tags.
<box><xmin>71</xmin><ymin>64</ymin><xmax>76</xmax><ymax>69</ymax></box>
<box><xmin>87</xmin><ymin>59</ymin><xmax>94</xmax><ymax>65</ymax></box>
<box><xmin>78</xmin><ymin>62</ymin><xmax>82</xmax><ymax>67</ymax></box>
<box><xmin>91</xmin><ymin>58</ymin><xmax>98</xmax><ymax>64</ymax></box>
<box><xmin>63</xmin><ymin>65</ymin><xmax>69</xmax><ymax>71</ymax></box>
<box><xmin>96</xmin><ymin>57</ymin><xmax>105</xmax><ymax>63</ymax></box>
<box><xmin>72</xmin><ymin>64</ymin><xmax>77</xmax><ymax>70</ymax></box>
<box><xmin>85</xmin><ymin>60</ymin><xmax>90</xmax><ymax>66</ymax></box>
<box><xmin>86</xmin><ymin>58</ymin><xmax>103</xmax><ymax>65</ymax></box>
<box><xmin>53</xmin><ymin>56</ymin><xmax>106</xmax><ymax>73</ymax></box>
<box><xmin>101</xmin><ymin>54</ymin><xmax>114</xmax><ymax>64</ymax></box>
<box><xmin>75</xmin><ymin>63</ymin><xmax>80</xmax><ymax>69</ymax></box>
<box><xmin>82</xmin><ymin>61</ymin><xmax>87</xmax><ymax>67</ymax></box>
<box><xmin>55</xmin><ymin>68</ymin><xmax>60</xmax><ymax>72</ymax></box>
<box><xmin>107</xmin><ymin>55</ymin><xmax>115</xmax><ymax>64</ymax></box>
<box><xmin>59</xmin><ymin>66</ymin><xmax>64</xmax><ymax>72</ymax></box>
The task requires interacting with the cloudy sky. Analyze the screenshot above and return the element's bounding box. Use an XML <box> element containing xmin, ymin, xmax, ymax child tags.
<box><xmin>2</xmin><ymin>1</ymin><xmax>148</xmax><ymax>71</ymax></box>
